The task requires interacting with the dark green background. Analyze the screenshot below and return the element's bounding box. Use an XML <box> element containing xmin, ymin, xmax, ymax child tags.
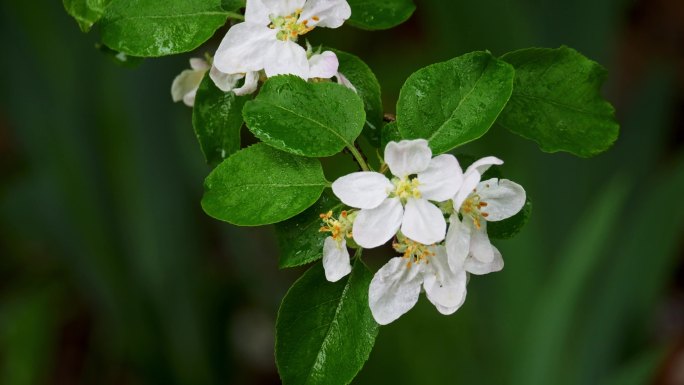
<box><xmin>1</xmin><ymin>0</ymin><xmax>683</xmax><ymax>384</ymax></box>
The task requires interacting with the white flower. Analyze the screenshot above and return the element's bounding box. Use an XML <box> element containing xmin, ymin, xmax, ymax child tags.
<box><xmin>332</xmin><ymin>139</ymin><xmax>462</xmax><ymax>248</ymax></box>
<box><xmin>171</xmin><ymin>58</ymin><xmax>210</xmax><ymax>107</ymax></box>
<box><xmin>446</xmin><ymin>157</ymin><xmax>526</xmax><ymax>275</ymax></box>
<box><xmin>369</xmin><ymin>241</ymin><xmax>467</xmax><ymax>325</ymax></box>
<box><xmin>319</xmin><ymin>210</ymin><xmax>355</xmax><ymax>282</ymax></box>
<box><xmin>210</xmin><ymin>68</ymin><xmax>261</xmax><ymax>96</ymax></box>
<box><xmin>214</xmin><ymin>0</ymin><xmax>351</xmax><ymax>79</ymax></box>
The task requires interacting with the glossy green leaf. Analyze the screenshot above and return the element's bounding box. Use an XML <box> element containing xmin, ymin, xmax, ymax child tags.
<box><xmin>243</xmin><ymin>75</ymin><xmax>366</xmax><ymax>157</ymax></box>
<box><xmin>332</xmin><ymin>49</ymin><xmax>383</xmax><ymax>146</ymax></box>
<box><xmin>488</xmin><ymin>198</ymin><xmax>532</xmax><ymax>239</ymax></box>
<box><xmin>201</xmin><ymin>144</ymin><xmax>327</xmax><ymax>226</ymax></box>
<box><xmin>100</xmin><ymin>0</ymin><xmax>229</xmax><ymax>57</ymax></box>
<box><xmin>192</xmin><ymin>74</ymin><xmax>249</xmax><ymax>166</ymax></box>
<box><xmin>346</xmin><ymin>0</ymin><xmax>416</xmax><ymax>30</ymax></box>
<box><xmin>63</xmin><ymin>0</ymin><xmax>110</xmax><ymax>32</ymax></box>
<box><xmin>380</xmin><ymin>121</ymin><xmax>401</xmax><ymax>150</ymax></box>
<box><xmin>498</xmin><ymin>46</ymin><xmax>619</xmax><ymax>157</ymax></box>
<box><xmin>276</xmin><ymin>191</ymin><xmax>344</xmax><ymax>269</ymax></box>
<box><xmin>397</xmin><ymin>51</ymin><xmax>515</xmax><ymax>154</ymax></box>
<box><xmin>276</xmin><ymin>258</ymin><xmax>378</xmax><ymax>385</ymax></box>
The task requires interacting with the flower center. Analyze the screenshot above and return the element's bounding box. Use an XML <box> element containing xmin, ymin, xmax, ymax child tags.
<box><xmin>320</xmin><ymin>210</ymin><xmax>355</xmax><ymax>244</ymax></box>
<box><xmin>460</xmin><ymin>194</ymin><xmax>489</xmax><ymax>229</ymax></box>
<box><xmin>393</xmin><ymin>236</ymin><xmax>434</xmax><ymax>268</ymax></box>
<box><xmin>391</xmin><ymin>177</ymin><xmax>421</xmax><ymax>203</ymax></box>
<box><xmin>269</xmin><ymin>9</ymin><xmax>317</xmax><ymax>41</ymax></box>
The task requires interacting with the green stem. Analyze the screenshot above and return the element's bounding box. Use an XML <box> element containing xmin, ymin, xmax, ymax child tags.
<box><xmin>347</xmin><ymin>144</ymin><xmax>370</xmax><ymax>172</ymax></box>
<box><xmin>225</xmin><ymin>11</ymin><xmax>245</xmax><ymax>20</ymax></box>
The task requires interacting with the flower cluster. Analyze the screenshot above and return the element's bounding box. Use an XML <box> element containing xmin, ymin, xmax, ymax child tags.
<box><xmin>324</xmin><ymin>139</ymin><xmax>526</xmax><ymax>324</ymax></box>
<box><xmin>172</xmin><ymin>0</ymin><xmax>354</xmax><ymax>106</ymax></box>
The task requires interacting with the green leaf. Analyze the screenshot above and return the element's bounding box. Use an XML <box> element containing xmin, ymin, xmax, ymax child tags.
<box><xmin>332</xmin><ymin>49</ymin><xmax>383</xmax><ymax>146</ymax></box>
<box><xmin>192</xmin><ymin>74</ymin><xmax>249</xmax><ymax>166</ymax></box>
<box><xmin>488</xmin><ymin>198</ymin><xmax>532</xmax><ymax>239</ymax></box>
<box><xmin>201</xmin><ymin>144</ymin><xmax>328</xmax><ymax>226</ymax></box>
<box><xmin>498</xmin><ymin>46</ymin><xmax>619</xmax><ymax>157</ymax></box>
<box><xmin>243</xmin><ymin>75</ymin><xmax>366</xmax><ymax>157</ymax></box>
<box><xmin>276</xmin><ymin>258</ymin><xmax>378</xmax><ymax>385</ymax></box>
<box><xmin>99</xmin><ymin>0</ymin><xmax>229</xmax><ymax>57</ymax></box>
<box><xmin>346</xmin><ymin>0</ymin><xmax>416</xmax><ymax>30</ymax></box>
<box><xmin>397</xmin><ymin>51</ymin><xmax>515</xmax><ymax>154</ymax></box>
<box><xmin>221</xmin><ymin>0</ymin><xmax>244</xmax><ymax>11</ymax></box>
<box><xmin>380</xmin><ymin>121</ymin><xmax>401</xmax><ymax>150</ymax></box>
<box><xmin>276</xmin><ymin>191</ymin><xmax>344</xmax><ymax>269</ymax></box>
<box><xmin>63</xmin><ymin>0</ymin><xmax>110</xmax><ymax>32</ymax></box>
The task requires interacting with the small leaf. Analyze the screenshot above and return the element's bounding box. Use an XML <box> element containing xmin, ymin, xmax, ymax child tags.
<box><xmin>243</xmin><ymin>75</ymin><xmax>366</xmax><ymax>157</ymax></box>
<box><xmin>488</xmin><ymin>198</ymin><xmax>532</xmax><ymax>240</ymax></box>
<box><xmin>100</xmin><ymin>0</ymin><xmax>229</xmax><ymax>57</ymax></box>
<box><xmin>332</xmin><ymin>49</ymin><xmax>383</xmax><ymax>146</ymax></box>
<box><xmin>397</xmin><ymin>51</ymin><xmax>515</xmax><ymax>154</ymax></box>
<box><xmin>276</xmin><ymin>191</ymin><xmax>344</xmax><ymax>269</ymax></box>
<box><xmin>276</xmin><ymin>258</ymin><xmax>378</xmax><ymax>385</ymax></box>
<box><xmin>192</xmin><ymin>74</ymin><xmax>249</xmax><ymax>166</ymax></box>
<box><xmin>346</xmin><ymin>0</ymin><xmax>416</xmax><ymax>30</ymax></box>
<box><xmin>63</xmin><ymin>0</ymin><xmax>110</xmax><ymax>32</ymax></box>
<box><xmin>380</xmin><ymin>121</ymin><xmax>402</xmax><ymax>150</ymax></box>
<box><xmin>221</xmin><ymin>0</ymin><xmax>244</xmax><ymax>11</ymax></box>
<box><xmin>498</xmin><ymin>46</ymin><xmax>619</xmax><ymax>157</ymax></box>
<box><xmin>202</xmin><ymin>144</ymin><xmax>327</xmax><ymax>226</ymax></box>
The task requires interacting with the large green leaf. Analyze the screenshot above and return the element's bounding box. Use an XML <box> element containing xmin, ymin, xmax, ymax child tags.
<box><xmin>243</xmin><ymin>75</ymin><xmax>366</xmax><ymax>157</ymax></box>
<box><xmin>380</xmin><ymin>121</ymin><xmax>402</xmax><ymax>150</ymax></box>
<box><xmin>201</xmin><ymin>144</ymin><xmax>328</xmax><ymax>226</ymax></box>
<box><xmin>332</xmin><ymin>49</ymin><xmax>384</xmax><ymax>146</ymax></box>
<box><xmin>498</xmin><ymin>46</ymin><xmax>619</xmax><ymax>157</ymax></box>
<box><xmin>276</xmin><ymin>258</ymin><xmax>378</xmax><ymax>385</ymax></box>
<box><xmin>99</xmin><ymin>0</ymin><xmax>229</xmax><ymax>57</ymax></box>
<box><xmin>192</xmin><ymin>74</ymin><xmax>249</xmax><ymax>166</ymax></box>
<box><xmin>63</xmin><ymin>0</ymin><xmax>110</xmax><ymax>32</ymax></box>
<box><xmin>346</xmin><ymin>0</ymin><xmax>415</xmax><ymax>30</ymax></box>
<box><xmin>276</xmin><ymin>190</ymin><xmax>344</xmax><ymax>269</ymax></box>
<box><xmin>397</xmin><ymin>51</ymin><xmax>515</xmax><ymax>154</ymax></box>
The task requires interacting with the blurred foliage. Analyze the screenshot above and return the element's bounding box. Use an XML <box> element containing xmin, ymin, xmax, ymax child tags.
<box><xmin>1</xmin><ymin>0</ymin><xmax>683</xmax><ymax>384</ymax></box>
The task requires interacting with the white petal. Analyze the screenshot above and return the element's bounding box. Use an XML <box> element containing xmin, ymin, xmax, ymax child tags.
<box><xmin>445</xmin><ymin>215</ymin><xmax>470</xmax><ymax>272</ymax></box>
<box><xmin>476</xmin><ymin>178</ymin><xmax>526</xmax><ymax>222</ymax></box>
<box><xmin>182</xmin><ymin>88</ymin><xmax>198</xmax><ymax>107</ymax></box>
<box><xmin>270</xmin><ymin>0</ymin><xmax>306</xmax><ymax>15</ymax></box>
<box><xmin>308</xmin><ymin>51</ymin><xmax>339</xmax><ymax>79</ymax></box>
<box><xmin>233</xmin><ymin>71</ymin><xmax>260</xmax><ymax>95</ymax></box>
<box><xmin>189</xmin><ymin>58</ymin><xmax>210</xmax><ymax>71</ymax></box>
<box><xmin>332</xmin><ymin>172</ymin><xmax>392</xmax><ymax>209</ymax></box>
<box><xmin>465</xmin><ymin>245</ymin><xmax>504</xmax><ymax>275</ymax></box>
<box><xmin>171</xmin><ymin>69</ymin><xmax>205</xmax><ymax>104</ymax></box>
<box><xmin>384</xmin><ymin>139</ymin><xmax>432</xmax><ymax>177</ymax></box>
<box><xmin>244</xmin><ymin>0</ymin><xmax>270</xmax><ymax>24</ymax></box>
<box><xmin>369</xmin><ymin>257</ymin><xmax>423</xmax><ymax>325</ymax></box>
<box><xmin>353</xmin><ymin>198</ymin><xmax>403</xmax><ymax>248</ymax></box>
<box><xmin>299</xmin><ymin>0</ymin><xmax>351</xmax><ymax>28</ymax></box>
<box><xmin>263</xmin><ymin>40</ymin><xmax>309</xmax><ymax>78</ymax></box>
<box><xmin>209</xmin><ymin>66</ymin><xmax>244</xmax><ymax>92</ymax></box>
<box><xmin>417</xmin><ymin>154</ymin><xmax>463</xmax><ymax>202</ymax></box>
<box><xmin>322</xmin><ymin>237</ymin><xmax>351</xmax><ymax>282</ymax></box>
<box><xmin>464</xmin><ymin>156</ymin><xmax>503</xmax><ymax>177</ymax></box>
<box><xmin>422</xmin><ymin>246</ymin><xmax>468</xmax><ymax>315</ymax></box>
<box><xmin>469</xmin><ymin>218</ymin><xmax>494</xmax><ymax>263</ymax></box>
<box><xmin>336</xmin><ymin>72</ymin><xmax>357</xmax><ymax>92</ymax></box>
<box><xmin>401</xmin><ymin>198</ymin><xmax>446</xmax><ymax>245</ymax></box>
<box><xmin>213</xmin><ymin>23</ymin><xmax>277</xmax><ymax>74</ymax></box>
<box><xmin>453</xmin><ymin>172</ymin><xmax>480</xmax><ymax>211</ymax></box>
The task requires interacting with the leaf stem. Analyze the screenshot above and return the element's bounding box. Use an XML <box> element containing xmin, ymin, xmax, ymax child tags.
<box><xmin>225</xmin><ymin>11</ymin><xmax>245</xmax><ymax>20</ymax></box>
<box><xmin>347</xmin><ymin>144</ymin><xmax>370</xmax><ymax>171</ymax></box>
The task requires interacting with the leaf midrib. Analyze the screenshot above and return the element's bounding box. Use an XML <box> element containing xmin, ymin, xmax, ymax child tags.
<box><xmin>258</xmin><ymin>100</ymin><xmax>355</xmax><ymax>148</ymax></box>
<box><xmin>427</xmin><ymin>59</ymin><xmax>491</xmax><ymax>142</ymax></box>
